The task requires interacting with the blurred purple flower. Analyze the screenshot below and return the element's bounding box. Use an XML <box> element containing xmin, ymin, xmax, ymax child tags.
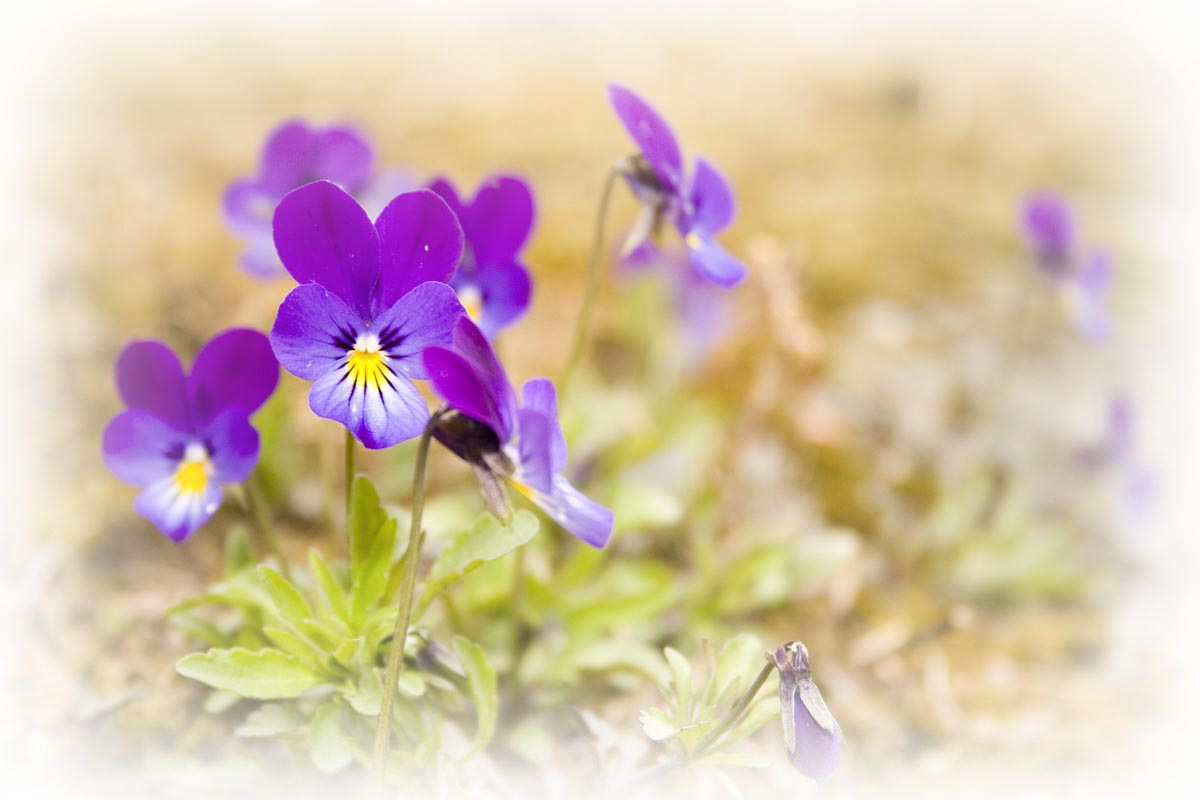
<box><xmin>423</xmin><ymin>318</ymin><xmax>613</xmax><ymax>547</ymax></box>
<box><xmin>623</xmin><ymin>239</ymin><xmax>729</xmax><ymax>364</ymax></box>
<box><xmin>1085</xmin><ymin>395</ymin><xmax>1157</xmax><ymax>521</ymax></box>
<box><xmin>429</xmin><ymin>175</ymin><xmax>535</xmax><ymax>338</ymax></box>
<box><xmin>269</xmin><ymin>181</ymin><xmax>466</xmax><ymax>449</ymax></box>
<box><xmin>772</xmin><ymin>641</ymin><xmax>841</xmax><ymax>783</ymax></box>
<box><xmin>1019</xmin><ymin>192</ymin><xmax>1115</xmax><ymax>342</ymax></box>
<box><xmin>223</xmin><ymin>119</ymin><xmax>414</xmax><ymax>279</ymax></box>
<box><xmin>101</xmin><ymin>329</ymin><xmax>279</xmax><ymax>541</ymax></box>
<box><xmin>608</xmin><ymin>85</ymin><xmax>746</xmax><ymax>288</ymax></box>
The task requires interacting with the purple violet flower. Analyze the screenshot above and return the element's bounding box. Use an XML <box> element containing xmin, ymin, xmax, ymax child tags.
<box><xmin>772</xmin><ymin>641</ymin><xmax>841</xmax><ymax>783</ymax></box>
<box><xmin>223</xmin><ymin>119</ymin><xmax>414</xmax><ymax>279</ymax></box>
<box><xmin>428</xmin><ymin>175</ymin><xmax>536</xmax><ymax>338</ymax></box>
<box><xmin>607</xmin><ymin>84</ymin><xmax>747</xmax><ymax>288</ymax></box>
<box><xmin>269</xmin><ymin>181</ymin><xmax>466</xmax><ymax>449</ymax></box>
<box><xmin>1085</xmin><ymin>395</ymin><xmax>1156</xmax><ymax>521</ymax></box>
<box><xmin>1021</xmin><ymin>191</ymin><xmax>1076</xmax><ymax>278</ymax></box>
<box><xmin>101</xmin><ymin>329</ymin><xmax>279</xmax><ymax>542</ymax></box>
<box><xmin>1067</xmin><ymin>249</ymin><xmax>1114</xmax><ymax>343</ymax></box>
<box><xmin>422</xmin><ymin>318</ymin><xmax>614</xmax><ymax>547</ymax></box>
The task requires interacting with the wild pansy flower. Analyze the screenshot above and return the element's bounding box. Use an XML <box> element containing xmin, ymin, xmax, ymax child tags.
<box><xmin>269</xmin><ymin>181</ymin><xmax>466</xmax><ymax>449</ymax></box>
<box><xmin>428</xmin><ymin>175</ymin><xmax>535</xmax><ymax>339</ymax></box>
<box><xmin>422</xmin><ymin>317</ymin><xmax>614</xmax><ymax>547</ymax></box>
<box><xmin>772</xmin><ymin>641</ymin><xmax>841</xmax><ymax>783</ymax></box>
<box><xmin>1019</xmin><ymin>191</ymin><xmax>1114</xmax><ymax>342</ymax></box>
<box><xmin>223</xmin><ymin>119</ymin><xmax>414</xmax><ymax>279</ymax></box>
<box><xmin>607</xmin><ymin>84</ymin><xmax>747</xmax><ymax>288</ymax></box>
<box><xmin>101</xmin><ymin>329</ymin><xmax>279</xmax><ymax>542</ymax></box>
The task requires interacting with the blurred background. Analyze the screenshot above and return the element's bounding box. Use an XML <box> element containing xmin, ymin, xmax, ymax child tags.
<box><xmin>2</xmin><ymin>2</ymin><xmax>1198</xmax><ymax>798</ymax></box>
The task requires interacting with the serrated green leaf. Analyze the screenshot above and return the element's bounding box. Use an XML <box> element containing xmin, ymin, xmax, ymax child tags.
<box><xmin>203</xmin><ymin>689</ymin><xmax>241</xmax><ymax>714</ymax></box>
<box><xmin>396</xmin><ymin>670</ymin><xmax>426</xmax><ymax>698</ymax></box>
<box><xmin>713</xmin><ymin>633</ymin><xmax>764</xmax><ymax>705</ymax></box>
<box><xmin>345</xmin><ymin>668</ymin><xmax>383</xmax><ymax>715</ymax></box>
<box><xmin>236</xmin><ymin>703</ymin><xmax>307</xmax><ymax>737</ymax></box>
<box><xmin>308</xmin><ymin>549</ymin><xmax>349</xmax><ymax>622</ymax></box>
<box><xmin>664</xmin><ymin>646</ymin><xmax>693</xmax><ymax>724</ymax></box>
<box><xmin>309</xmin><ymin>701</ymin><xmax>354</xmax><ymax>773</ymax></box>
<box><xmin>348</xmin><ymin>475</ymin><xmax>387</xmax><ymax>577</ymax></box>
<box><xmin>639</xmin><ymin>707</ymin><xmax>681</xmax><ymax>741</ymax></box>
<box><xmin>258</xmin><ymin>565</ymin><xmax>314</xmax><ymax>628</ymax></box>
<box><xmin>332</xmin><ymin>637</ymin><xmax>363</xmax><ymax>668</ymax></box>
<box><xmin>262</xmin><ymin>625</ymin><xmax>321</xmax><ymax>670</ymax></box>
<box><xmin>451</xmin><ymin>636</ymin><xmax>497</xmax><ymax>758</ymax></box>
<box><xmin>177</xmin><ymin>648</ymin><xmax>324</xmax><ymax>699</ymax></box>
<box><xmin>414</xmin><ymin>511</ymin><xmax>539</xmax><ymax>619</ymax></box>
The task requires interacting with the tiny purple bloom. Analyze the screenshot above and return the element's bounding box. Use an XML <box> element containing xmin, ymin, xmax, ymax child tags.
<box><xmin>224</xmin><ymin>119</ymin><xmax>416</xmax><ymax>279</ymax></box>
<box><xmin>1084</xmin><ymin>395</ymin><xmax>1156</xmax><ymax>521</ymax></box>
<box><xmin>773</xmin><ymin>641</ymin><xmax>841</xmax><ymax>783</ymax></box>
<box><xmin>428</xmin><ymin>175</ymin><xmax>536</xmax><ymax>338</ymax></box>
<box><xmin>269</xmin><ymin>181</ymin><xmax>466</xmax><ymax>449</ymax></box>
<box><xmin>1067</xmin><ymin>249</ymin><xmax>1114</xmax><ymax>343</ymax></box>
<box><xmin>422</xmin><ymin>318</ymin><xmax>613</xmax><ymax>547</ymax></box>
<box><xmin>101</xmin><ymin>329</ymin><xmax>279</xmax><ymax>542</ymax></box>
<box><xmin>1021</xmin><ymin>191</ymin><xmax>1075</xmax><ymax>277</ymax></box>
<box><xmin>607</xmin><ymin>85</ymin><xmax>746</xmax><ymax>288</ymax></box>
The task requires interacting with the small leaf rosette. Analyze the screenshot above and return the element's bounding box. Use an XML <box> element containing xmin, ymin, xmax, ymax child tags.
<box><xmin>422</xmin><ymin>317</ymin><xmax>614</xmax><ymax>547</ymax></box>
<box><xmin>101</xmin><ymin>329</ymin><xmax>279</xmax><ymax>541</ymax></box>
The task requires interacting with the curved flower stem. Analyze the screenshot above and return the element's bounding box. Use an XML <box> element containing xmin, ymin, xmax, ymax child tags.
<box><xmin>691</xmin><ymin>660</ymin><xmax>774</xmax><ymax>760</ymax></box>
<box><xmin>371</xmin><ymin>409</ymin><xmax>444</xmax><ymax>790</ymax></box>
<box><xmin>559</xmin><ymin>165</ymin><xmax>620</xmax><ymax>390</ymax></box>
<box><xmin>244</xmin><ymin>474</ymin><xmax>292</xmax><ymax>583</ymax></box>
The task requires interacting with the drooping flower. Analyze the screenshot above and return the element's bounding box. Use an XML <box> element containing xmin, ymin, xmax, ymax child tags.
<box><xmin>101</xmin><ymin>329</ymin><xmax>279</xmax><ymax>541</ymax></box>
<box><xmin>428</xmin><ymin>174</ymin><xmax>535</xmax><ymax>339</ymax></box>
<box><xmin>223</xmin><ymin>119</ymin><xmax>414</xmax><ymax>279</ymax></box>
<box><xmin>772</xmin><ymin>641</ymin><xmax>841</xmax><ymax>783</ymax></box>
<box><xmin>269</xmin><ymin>181</ymin><xmax>466</xmax><ymax>449</ymax></box>
<box><xmin>607</xmin><ymin>84</ymin><xmax>747</xmax><ymax>288</ymax></box>
<box><xmin>422</xmin><ymin>317</ymin><xmax>613</xmax><ymax>547</ymax></box>
<box><xmin>1019</xmin><ymin>192</ymin><xmax>1115</xmax><ymax>342</ymax></box>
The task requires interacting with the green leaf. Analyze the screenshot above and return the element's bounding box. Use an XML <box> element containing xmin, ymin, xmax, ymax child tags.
<box><xmin>236</xmin><ymin>703</ymin><xmax>307</xmax><ymax>737</ymax></box>
<box><xmin>344</xmin><ymin>668</ymin><xmax>383</xmax><ymax>716</ymax></box>
<box><xmin>414</xmin><ymin>511</ymin><xmax>539</xmax><ymax>619</ymax></box>
<box><xmin>713</xmin><ymin>633</ymin><xmax>764</xmax><ymax>705</ymax></box>
<box><xmin>664</xmin><ymin>646</ymin><xmax>693</xmax><ymax>724</ymax></box>
<box><xmin>258</xmin><ymin>565</ymin><xmax>314</xmax><ymax>628</ymax></box>
<box><xmin>308</xmin><ymin>549</ymin><xmax>350</xmax><ymax>622</ymax></box>
<box><xmin>262</xmin><ymin>625</ymin><xmax>321</xmax><ymax>670</ymax></box>
<box><xmin>309</xmin><ymin>701</ymin><xmax>354</xmax><ymax>773</ymax></box>
<box><xmin>451</xmin><ymin>636</ymin><xmax>497</xmax><ymax>758</ymax></box>
<box><xmin>177</xmin><ymin>648</ymin><xmax>325</xmax><ymax>699</ymax></box>
<box><xmin>639</xmin><ymin>707</ymin><xmax>681</xmax><ymax>741</ymax></box>
<box><xmin>348</xmin><ymin>475</ymin><xmax>387</xmax><ymax>578</ymax></box>
<box><xmin>350</xmin><ymin>514</ymin><xmax>397</xmax><ymax>626</ymax></box>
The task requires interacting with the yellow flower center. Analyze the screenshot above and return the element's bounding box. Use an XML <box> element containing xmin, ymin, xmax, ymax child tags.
<box><xmin>173</xmin><ymin>443</ymin><xmax>210</xmax><ymax>495</ymax></box>
<box><xmin>347</xmin><ymin>334</ymin><xmax>390</xmax><ymax>390</ymax></box>
<box><xmin>457</xmin><ymin>285</ymin><xmax>483</xmax><ymax>323</ymax></box>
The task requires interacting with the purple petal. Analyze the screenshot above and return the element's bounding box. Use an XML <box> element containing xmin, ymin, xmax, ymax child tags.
<box><xmin>311</xmin><ymin>126</ymin><xmax>373</xmax><ymax>191</ymax></box>
<box><xmin>135</xmin><ymin>475</ymin><xmax>223</xmax><ymax>543</ymax></box>
<box><xmin>115</xmin><ymin>341</ymin><xmax>191</xmax><ymax>432</ymax></box>
<box><xmin>188</xmin><ymin>329</ymin><xmax>279</xmax><ymax>424</ymax></box>
<box><xmin>786</xmin><ymin>684</ymin><xmax>841</xmax><ymax>782</ymax></box>
<box><xmin>521</xmin><ymin>378</ymin><xmax>566</xmax><ymax>473</ymax></box>
<box><xmin>1021</xmin><ymin>191</ymin><xmax>1074</xmax><ymax>272</ymax></box>
<box><xmin>1077</xmin><ymin>249</ymin><xmax>1114</xmax><ymax>294</ymax></box>
<box><xmin>374</xmin><ymin>189</ymin><xmax>464</xmax><ymax>315</ymax></box>
<box><xmin>270</xmin><ymin>284</ymin><xmax>364</xmax><ymax>382</ymax></box>
<box><xmin>687</xmin><ymin>156</ymin><xmax>736</xmax><ymax>235</ymax></box>
<box><xmin>464</xmin><ymin>175</ymin><xmax>535</xmax><ymax>266</ymax></box>
<box><xmin>525</xmin><ymin>475</ymin><xmax>613</xmax><ymax>548</ymax></box>
<box><xmin>515</xmin><ymin>408</ymin><xmax>554</xmax><ymax>494</ymax></box>
<box><xmin>258</xmin><ymin>120</ymin><xmax>317</xmax><ymax>195</ymax></box>
<box><xmin>199</xmin><ymin>409</ymin><xmax>261</xmax><ymax>484</ymax></box>
<box><xmin>222</xmin><ymin>178</ymin><xmax>275</xmax><ymax>237</ymax></box>
<box><xmin>272</xmin><ymin>180</ymin><xmax>380</xmax><ymax>318</ymax></box>
<box><xmin>474</xmin><ymin>260</ymin><xmax>532</xmax><ymax>339</ymax></box>
<box><xmin>308</xmin><ymin>357</ymin><xmax>429</xmax><ymax>450</ymax></box>
<box><xmin>368</xmin><ymin>282</ymin><xmax>465</xmax><ymax>379</ymax></box>
<box><xmin>102</xmin><ymin>410</ymin><xmax>187</xmax><ymax>486</ymax></box>
<box><xmin>357</xmin><ymin>168</ymin><xmax>419</xmax><ymax>220</ymax></box>
<box><xmin>608</xmin><ymin>84</ymin><xmax>684</xmax><ymax>192</ymax></box>
<box><xmin>427</xmin><ymin>177</ymin><xmax>467</xmax><ymax>225</ymax></box>
<box><xmin>239</xmin><ymin>234</ymin><xmax>286</xmax><ymax>279</ymax></box>
<box><xmin>450</xmin><ymin>318</ymin><xmax>518</xmax><ymax>437</ymax></box>
<box><xmin>683</xmin><ymin>233</ymin><xmax>747</xmax><ymax>288</ymax></box>
<box><xmin>423</xmin><ymin>346</ymin><xmax>515</xmax><ymax>443</ymax></box>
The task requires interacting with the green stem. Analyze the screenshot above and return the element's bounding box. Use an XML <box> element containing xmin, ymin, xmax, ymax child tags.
<box><xmin>508</xmin><ymin>545</ymin><xmax>529</xmax><ymax>690</ymax></box>
<box><xmin>243</xmin><ymin>475</ymin><xmax>292</xmax><ymax>583</ymax></box>
<box><xmin>559</xmin><ymin>166</ymin><xmax>620</xmax><ymax>389</ymax></box>
<box><xmin>371</xmin><ymin>409</ymin><xmax>443</xmax><ymax>789</ymax></box>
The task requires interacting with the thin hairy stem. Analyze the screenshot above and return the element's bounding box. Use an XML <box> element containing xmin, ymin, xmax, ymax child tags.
<box><xmin>559</xmin><ymin>166</ymin><xmax>620</xmax><ymax>389</ymax></box>
<box><xmin>371</xmin><ymin>409</ymin><xmax>444</xmax><ymax>790</ymax></box>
